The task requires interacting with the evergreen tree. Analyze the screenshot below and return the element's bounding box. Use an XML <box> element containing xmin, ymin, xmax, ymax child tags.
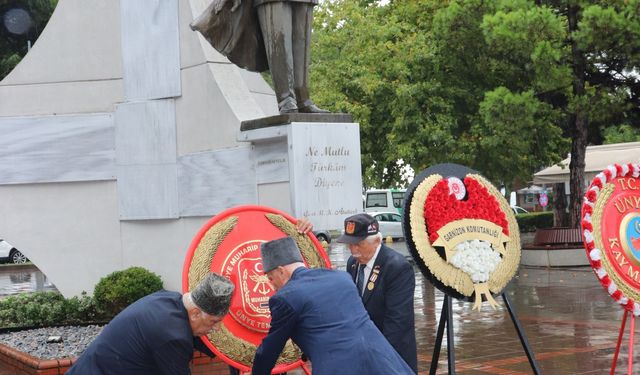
<box><xmin>311</xmin><ymin>0</ymin><xmax>640</xmax><ymax>226</ymax></box>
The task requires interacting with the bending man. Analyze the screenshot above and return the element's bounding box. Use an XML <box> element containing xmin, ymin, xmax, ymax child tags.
<box><xmin>67</xmin><ymin>273</ymin><xmax>234</xmax><ymax>375</ymax></box>
<box><xmin>252</xmin><ymin>236</ymin><xmax>415</xmax><ymax>374</ymax></box>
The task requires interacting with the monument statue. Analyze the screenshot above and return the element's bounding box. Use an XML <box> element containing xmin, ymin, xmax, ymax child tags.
<box><xmin>191</xmin><ymin>0</ymin><xmax>329</xmax><ymax>114</ymax></box>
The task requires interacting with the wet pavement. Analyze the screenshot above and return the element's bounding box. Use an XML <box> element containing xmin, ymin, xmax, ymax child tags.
<box><xmin>327</xmin><ymin>240</ymin><xmax>637</xmax><ymax>374</ymax></box>
<box><xmin>1</xmin><ymin>242</ymin><xmax>639</xmax><ymax>373</ymax></box>
<box><xmin>0</xmin><ymin>264</ymin><xmax>57</xmax><ymax>297</ymax></box>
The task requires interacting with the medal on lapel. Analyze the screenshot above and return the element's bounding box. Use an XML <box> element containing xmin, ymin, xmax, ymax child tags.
<box><xmin>368</xmin><ymin>265</ymin><xmax>381</xmax><ymax>290</ymax></box>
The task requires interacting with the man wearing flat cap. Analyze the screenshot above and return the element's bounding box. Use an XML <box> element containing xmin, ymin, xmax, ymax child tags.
<box><xmin>252</xmin><ymin>236</ymin><xmax>415</xmax><ymax>375</ymax></box>
<box><xmin>338</xmin><ymin>213</ymin><xmax>418</xmax><ymax>373</ymax></box>
<box><xmin>67</xmin><ymin>273</ymin><xmax>234</xmax><ymax>375</ymax></box>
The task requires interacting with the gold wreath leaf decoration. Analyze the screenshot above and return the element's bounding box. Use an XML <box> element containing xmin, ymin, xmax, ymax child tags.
<box><xmin>209</xmin><ymin>325</ymin><xmax>301</xmax><ymax>365</ymax></box>
<box><xmin>265</xmin><ymin>213</ymin><xmax>329</xmax><ymax>269</ymax></box>
<box><xmin>187</xmin><ymin>214</ymin><xmax>302</xmax><ymax>366</ymax></box>
<box><xmin>189</xmin><ymin>216</ymin><xmax>238</xmax><ymax>290</ymax></box>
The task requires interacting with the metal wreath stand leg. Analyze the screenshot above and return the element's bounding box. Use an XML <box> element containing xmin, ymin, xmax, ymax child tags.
<box><xmin>429</xmin><ymin>293</ymin><xmax>542</xmax><ymax>375</ymax></box>
<box><xmin>610</xmin><ymin>309</ymin><xmax>636</xmax><ymax>375</ymax></box>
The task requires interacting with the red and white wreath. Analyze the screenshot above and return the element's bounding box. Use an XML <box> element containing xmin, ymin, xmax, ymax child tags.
<box><xmin>582</xmin><ymin>163</ymin><xmax>640</xmax><ymax>315</ymax></box>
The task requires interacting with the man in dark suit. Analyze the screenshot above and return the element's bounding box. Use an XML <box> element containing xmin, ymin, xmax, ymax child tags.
<box><xmin>252</xmin><ymin>236</ymin><xmax>414</xmax><ymax>375</ymax></box>
<box><xmin>337</xmin><ymin>213</ymin><xmax>418</xmax><ymax>373</ymax></box>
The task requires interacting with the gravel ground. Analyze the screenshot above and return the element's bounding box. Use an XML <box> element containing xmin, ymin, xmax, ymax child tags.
<box><xmin>0</xmin><ymin>325</ymin><xmax>103</xmax><ymax>359</ymax></box>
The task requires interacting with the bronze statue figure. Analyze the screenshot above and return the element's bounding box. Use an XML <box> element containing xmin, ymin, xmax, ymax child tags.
<box><xmin>191</xmin><ymin>0</ymin><xmax>329</xmax><ymax>114</ymax></box>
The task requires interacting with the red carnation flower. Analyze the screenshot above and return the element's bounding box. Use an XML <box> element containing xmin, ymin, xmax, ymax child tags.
<box><xmin>612</xmin><ymin>290</ymin><xmax>622</xmax><ymax>300</ymax></box>
<box><xmin>423</xmin><ymin>176</ymin><xmax>509</xmax><ymax>242</ymax></box>
<box><xmin>615</xmin><ymin>164</ymin><xmax>623</xmax><ymax>175</ymax></box>
<box><xmin>626</xmin><ymin>299</ymin><xmax>635</xmax><ymax>311</ymax></box>
<box><xmin>592</xmin><ymin>179</ymin><xmax>603</xmax><ymax>189</ymax></box>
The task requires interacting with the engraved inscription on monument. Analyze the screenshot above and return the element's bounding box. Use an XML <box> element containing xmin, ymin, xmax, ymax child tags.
<box><xmin>291</xmin><ymin>124</ymin><xmax>362</xmax><ymax>230</ymax></box>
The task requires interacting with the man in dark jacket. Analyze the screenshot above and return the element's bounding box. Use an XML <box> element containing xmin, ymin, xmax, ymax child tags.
<box><xmin>338</xmin><ymin>213</ymin><xmax>418</xmax><ymax>373</ymax></box>
<box><xmin>252</xmin><ymin>236</ymin><xmax>414</xmax><ymax>375</ymax></box>
<box><xmin>66</xmin><ymin>273</ymin><xmax>234</xmax><ymax>375</ymax></box>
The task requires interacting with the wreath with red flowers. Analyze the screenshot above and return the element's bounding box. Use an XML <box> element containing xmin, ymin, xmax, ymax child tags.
<box><xmin>403</xmin><ymin>164</ymin><xmax>521</xmax><ymax>303</ymax></box>
<box><xmin>425</xmin><ymin>177</ymin><xmax>510</xmax><ymax>243</ymax></box>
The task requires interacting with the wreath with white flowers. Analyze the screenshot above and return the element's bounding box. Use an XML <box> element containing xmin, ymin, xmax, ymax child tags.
<box><xmin>582</xmin><ymin>163</ymin><xmax>640</xmax><ymax>316</ymax></box>
<box><xmin>403</xmin><ymin>164</ymin><xmax>521</xmax><ymax>309</ymax></box>
<box><xmin>450</xmin><ymin>240</ymin><xmax>503</xmax><ymax>283</ymax></box>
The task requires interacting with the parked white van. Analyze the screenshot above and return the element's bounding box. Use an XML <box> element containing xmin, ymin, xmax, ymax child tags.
<box><xmin>364</xmin><ymin>189</ymin><xmax>406</xmax><ymax>215</ymax></box>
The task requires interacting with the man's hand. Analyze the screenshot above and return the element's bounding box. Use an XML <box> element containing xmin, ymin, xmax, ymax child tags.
<box><xmin>295</xmin><ymin>218</ymin><xmax>313</xmax><ymax>234</ymax></box>
<box><xmin>213</xmin><ymin>0</ymin><xmax>241</xmax><ymax>14</ymax></box>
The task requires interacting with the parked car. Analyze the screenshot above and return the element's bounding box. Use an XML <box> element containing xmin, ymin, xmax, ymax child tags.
<box><xmin>370</xmin><ymin>212</ymin><xmax>404</xmax><ymax>240</ymax></box>
<box><xmin>313</xmin><ymin>230</ymin><xmax>331</xmax><ymax>244</ymax></box>
<box><xmin>511</xmin><ymin>206</ymin><xmax>529</xmax><ymax>215</ymax></box>
<box><xmin>0</xmin><ymin>239</ymin><xmax>28</xmax><ymax>264</ymax></box>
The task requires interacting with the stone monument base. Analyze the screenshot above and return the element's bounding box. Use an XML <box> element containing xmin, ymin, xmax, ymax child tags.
<box><xmin>239</xmin><ymin>114</ymin><xmax>362</xmax><ymax>231</ymax></box>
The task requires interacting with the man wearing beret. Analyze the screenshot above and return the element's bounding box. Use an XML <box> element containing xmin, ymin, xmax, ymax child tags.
<box><xmin>337</xmin><ymin>213</ymin><xmax>418</xmax><ymax>373</ymax></box>
<box><xmin>252</xmin><ymin>236</ymin><xmax>415</xmax><ymax>375</ymax></box>
<box><xmin>67</xmin><ymin>273</ymin><xmax>234</xmax><ymax>375</ymax></box>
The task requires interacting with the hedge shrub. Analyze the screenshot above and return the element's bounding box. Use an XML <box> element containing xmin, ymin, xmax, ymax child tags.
<box><xmin>0</xmin><ymin>267</ymin><xmax>163</xmax><ymax>328</ymax></box>
<box><xmin>515</xmin><ymin>212</ymin><xmax>554</xmax><ymax>232</ymax></box>
<box><xmin>93</xmin><ymin>266</ymin><xmax>163</xmax><ymax>318</ymax></box>
<box><xmin>0</xmin><ymin>291</ymin><xmax>102</xmax><ymax>328</ymax></box>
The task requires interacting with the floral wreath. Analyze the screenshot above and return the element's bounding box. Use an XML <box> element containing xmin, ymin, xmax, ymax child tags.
<box><xmin>582</xmin><ymin>163</ymin><xmax>640</xmax><ymax>316</ymax></box>
<box><xmin>405</xmin><ymin>166</ymin><xmax>520</xmax><ymax>308</ymax></box>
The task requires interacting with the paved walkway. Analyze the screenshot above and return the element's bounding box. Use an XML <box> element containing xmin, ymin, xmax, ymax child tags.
<box><xmin>329</xmin><ymin>241</ymin><xmax>635</xmax><ymax>374</ymax></box>
<box><xmin>2</xmin><ymin>242</ymin><xmax>639</xmax><ymax>374</ymax></box>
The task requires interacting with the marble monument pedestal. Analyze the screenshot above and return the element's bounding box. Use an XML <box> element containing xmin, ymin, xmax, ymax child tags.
<box><xmin>239</xmin><ymin>114</ymin><xmax>363</xmax><ymax>231</ymax></box>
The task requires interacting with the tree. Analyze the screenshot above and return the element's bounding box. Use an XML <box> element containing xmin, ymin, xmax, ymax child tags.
<box><xmin>0</xmin><ymin>0</ymin><xmax>58</xmax><ymax>80</ymax></box>
<box><xmin>312</xmin><ymin>0</ymin><xmax>569</xmax><ymax>189</ymax></box>
<box><xmin>603</xmin><ymin>124</ymin><xmax>640</xmax><ymax>144</ymax></box>
<box><xmin>481</xmin><ymin>0</ymin><xmax>640</xmax><ymax>226</ymax></box>
<box><xmin>311</xmin><ymin>0</ymin><xmax>640</xmax><ymax>227</ymax></box>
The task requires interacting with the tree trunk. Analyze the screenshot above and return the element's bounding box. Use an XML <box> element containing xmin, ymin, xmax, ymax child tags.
<box><xmin>567</xmin><ymin>3</ymin><xmax>588</xmax><ymax>228</ymax></box>
<box><xmin>553</xmin><ymin>182</ymin><xmax>568</xmax><ymax>227</ymax></box>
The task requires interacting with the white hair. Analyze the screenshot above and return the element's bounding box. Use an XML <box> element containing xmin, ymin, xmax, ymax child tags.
<box><xmin>182</xmin><ymin>292</ymin><xmax>196</xmax><ymax>309</ymax></box>
<box><xmin>365</xmin><ymin>232</ymin><xmax>383</xmax><ymax>243</ymax></box>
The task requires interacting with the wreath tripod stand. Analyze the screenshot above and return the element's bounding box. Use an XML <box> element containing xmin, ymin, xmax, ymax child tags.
<box><xmin>610</xmin><ymin>309</ymin><xmax>637</xmax><ymax>375</ymax></box>
<box><xmin>429</xmin><ymin>293</ymin><xmax>541</xmax><ymax>375</ymax></box>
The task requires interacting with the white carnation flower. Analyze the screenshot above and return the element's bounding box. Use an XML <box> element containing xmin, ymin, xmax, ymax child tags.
<box><xmin>450</xmin><ymin>239</ymin><xmax>502</xmax><ymax>283</ymax></box>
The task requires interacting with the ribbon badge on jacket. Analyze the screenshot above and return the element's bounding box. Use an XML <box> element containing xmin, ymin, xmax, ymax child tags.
<box><xmin>367</xmin><ymin>265</ymin><xmax>381</xmax><ymax>291</ymax></box>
